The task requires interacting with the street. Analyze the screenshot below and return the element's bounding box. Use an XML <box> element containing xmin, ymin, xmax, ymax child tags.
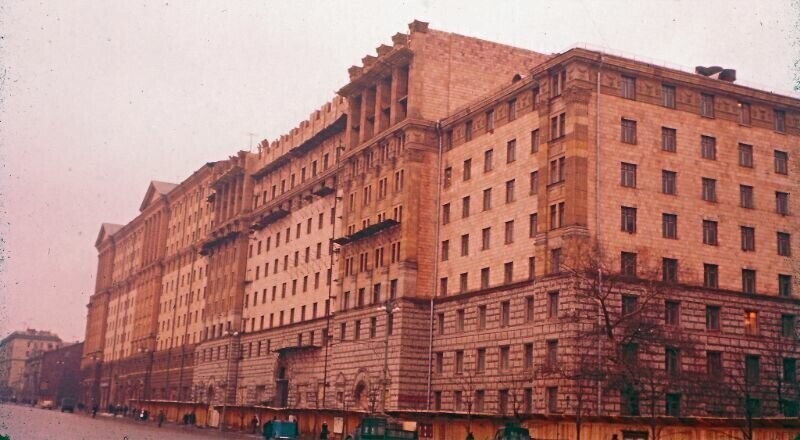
<box><xmin>0</xmin><ymin>404</ymin><xmax>261</xmax><ymax>440</ymax></box>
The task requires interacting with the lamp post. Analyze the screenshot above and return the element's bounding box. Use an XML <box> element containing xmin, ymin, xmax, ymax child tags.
<box><xmin>220</xmin><ymin>330</ymin><xmax>239</xmax><ymax>431</ymax></box>
<box><xmin>377</xmin><ymin>300</ymin><xmax>399</xmax><ymax>414</ymax></box>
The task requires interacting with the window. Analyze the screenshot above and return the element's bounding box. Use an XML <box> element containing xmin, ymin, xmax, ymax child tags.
<box><xmin>500</xmin><ymin>301</ymin><xmax>511</xmax><ymax>327</ymax></box>
<box><xmin>499</xmin><ymin>345</ymin><xmax>510</xmax><ymax>370</ymax></box>
<box><xmin>459</xmin><ymin>273</ymin><xmax>468</xmax><ymax>293</ymax></box>
<box><xmin>531</xmin><ymin>129</ymin><xmax>540</xmax><ymax>153</ymax></box>
<box><xmin>700</xmin><ymin>93</ymin><xmax>714</xmax><ymax>117</ymax></box>
<box><xmin>621</xmin><ymin>252</ymin><xmax>637</xmax><ymax>277</ymax></box>
<box><xmin>665</xmin><ymin>346</ymin><xmax>680</xmax><ymax>375</ymax></box>
<box><xmin>740</xmin><ymin>185</ymin><xmax>754</xmax><ymax>209</ymax></box>
<box><xmin>528</xmin><ymin>257</ymin><xmax>536</xmax><ymax>279</ymax></box>
<box><xmin>621</xmin><ymin>118</ymin><xmax>637</xmax><ymax>144</ymax></box>
<box><xmin>621</xmin><ymin>75</ymin><xmax>636</xmax><ymax>99</ymax></box>
<box><xmin>621</xmin><ymin>206</ymin><xmax>637</xmax><ymax>233</ymax></box>
<box><xmin>486</xmin><ymin>109</ymin><xmax>494</xmax><ymax>131</ymax></box>
<box><xmin>775</xmin><ymin>109</ymin><xmax>786</xmax><ymax>132</ymax></box>
<box><xmin>503</xmin><ymin>262</ymin><xmax>513</xmax><ymax>284</ymax></box>
<box><xmin>481</xmin><ymin>227</ymin><xmax>491</xmax><ymax>250</ymax></box>
<box><xmin>778</xmin><ymin>232</ymin><xmax>792</xmax><ymax>256</ymax></box>
<box><xmin>784</xmin><ymin>358</ymin><xmax>797</xmax><ymax>383</ymax></box>
<box><xmin>662</xmin><ymin>258</ymin><xmax>678</xmax><ymax>283</ymax></box>
<box><xmin>481</xmin><ymin>188</ymin><xmax>492</xmax><ymax>211</ymax></box>
<box><xmin>622</xmin><ymin>295</ymin><xmax>638</xmax><ymax>317</ymax></box>
<box><xmin>508</xmin><ymin>99</ymin><xmax>517</xmax><ymax>121</ymax></box>
<box><xmin>744</xmin><ymin>310</ymin><xmax>759</xmax><ymax>335</ymax></box>
<box><xmin>702</xmin><ymin>220</ymin><xmax>718</xmax><ymax>245</ymax></box>
<box><xmin>700</xmin><ymin>135</ymin><xmax>716</xmax><ymax>160</ymax></box>
<box><xmin>707</xmin><ymin>351</ymin><xmax>723</xmax><ymax>378</ymax></box>
<box><xmin>476</xmin><ymin>348</ymin><xmax>486</xmax><ymax>373</ymax></box>
<box><xmin>465</xmin><ymin>120</ymin><xmax>473</xmax><ymax>142</ymax></box>
<box><xmin>475</xmin><ymin>390</ymin><xmax>485</xmax><ymax>412</ymax></box>
<box><xmin>462</xmin><ymin>196</ymin><xmax>470</xmax><ymax>218</ymax></box>
<box><xmin>662</xmin><ymin>84</ymin><xmax>676</xmax><ymax>108</ymax></box>
<box><xmin>456</xmin><ymin>309</ymin><xmax>465</xmax><ymax>332</ymax></box>
<box><xmin>551</xmin><ymin>69</ymin><xmax>566</xmax><ymax>97</ymax></box>
<box><xmin>665</xmin><ymin>301</ymin><xmax>680</xmax><ymax>327</ymax></box>
<box><xmin>702</xmin><ymin>178</ymin><xmax>717</xmax><ymax>202</ymax></box>
<box><xmin>549</xmin><ymin>157</ymin><xmax>566</xmax><ymax>184</ymax></box>
<box><xmin>775</xmin><ymin>150</ymin><xmax>789</xmax><ymax>175</ymax></box>
<box><xmin>460</xmin><ymin>234</ymin><xmax>469</xmax><ymax>256</ymax></box>
<box><xmin>463</xmin><ymin>159</ymin><xmax>472</xmax><ymax>181</ymax></box>
<box><xmin>704</xmin><ymin>264</ymin><xmax>719</xmax><ymax>288</ymax></box>
<box><xmin>437</xmin><ymin>313</ymin><xmax>445</xmax><ymax>335</ymax></box>
<box><xmin>484</xmin><ymin>149</ymin><xmax>494</xmax><ymax>172</ymax></box>
<box><xmin>507</xmin><ymin>139</ymin><xmax>516</xmax><ymax>163</ymax></box>
<box><xmin>478</xmin><ymin>305</ymin><xmax>486</xmax><ymax>330</ymax></box>
<box><xmin>529</xmin><ymin>213</ymin><xmax>538</xmax><ymax>237</ymax></box>
<box><xmin>741</xmin><ymin>226</ymin><xmax>755</xmax><ymax>251</ymax></box>
<box><xmin>706</xmin><ymin>306</ymin><xmax>720</xmax><ymax>331</ymax></box>
<box><xmin>524</xmin><ymin>343</ymin><xmax>534</xmax><ymax>370</ymax></box>
<box><xmin>550</xmin><ymin>113</ymin><xmax>566</xmax><ymax>140</ymax></box>
<box><xmin>441</xmin><ymin>240</ymin><xmax>449</xmax><ymax>261</ymax></box>
<box><xmin>525</xmin><ymin>296</ymin><xmax>534</xmax><ymax>322</ymax></box>
<box><xmin>666</xmin><ymin>394</ymin><xmax>681</xmax><ymax>417</ymax></box>
<box><xmin>739</xmin><ymin>102</ymin><xmax>751</xmax><ymax>125</ymax></box>
<box><xmin>504</xmin><ymin>220</ymin><xmax>514</xmax><ymax>244</ymax></box>
<box><xmin>742</xmin><ymin>269</ymin><xmax>756</xmax><ymax>294</ymax></box>
<box><xmin>547</xmin><ymin>291</ymin><xmax>559</xmax><ymax>318</ymax></box>
<box><xmin>745</xmin><ymin>355</ymin><xmax>760</xmax><ymax>385</ymax></box>
<box><xmin>662</xmin><ymin>170</ymin><xmax>677</xmax><ymax>195</ymax></box>
<box><xmin>546</xmin><ymin>387</ymin><xmax>558</xmax><ymax>413</ymax></box>
<box><xmin>505</xmin><ymin>179</ymin><xmax>515</xmax><ymax>203</ymax></box>
<box><xmin>455</xmin><ymin>350</ymin><xmax>464</xmax><ymax>374</ymax></box>
<box><xmin>621</xmin><ymin>162</ymin><xmax>637</xmax><ymax>188</ymax></box>
<box><xmin>776</xmin><ymin>192</ymin><xmax>789</xmax><ymax>215</ymax></box>
<box><xmin>498</xmin><ymin>389</ymin><xmax>509</xmax><ymax>414</ymax></box>
<box><xmin>442</xmin><ymin>203</ymin><xmax>450</xmax><ymax>224</ymax></box>
<box><xmin>439</xmin><ymin>277</ymin><xmax>448</xmax><ymax>296</ymax></box>
<box><xmin>662</xmin><ymin>213</ymin><xmax>678</xmax><ymax>239</ymax></box>
<box><xmin>443</xmin><ymin>167</ymin><xmax>453</xmax><ymax>189</ymax></box>
<box><xmin>550</xmin><ymin>248</ymin><xmax>561</xmax><ymax>274</ymax></box>
<box><xmin>779</xmin><ymin>274</ymin><xmax>793</xmax><ymax>296</ymax></box>
<box><xmin>546</xmin><ymin>340</ymin><xmax>559</xmax><ymax>368</ymax></box>
<box><xmin>739</xmin><ymin>143</ymin><xmax>753</xmax><ymax>167</ymax></box>
<box><xmin>480</xmin><ymin>267</ymin><xmax>490</xmax><ymax>289</ymax></box>
<box><xmin>781</xmin><ymin>314</ymin><xmax>796</xmax><ymax>338</ymax></box>
<box><xmin>661</xmin><ymin>127</ymin><xmax>677</xmax><ymax>152</ymax></box>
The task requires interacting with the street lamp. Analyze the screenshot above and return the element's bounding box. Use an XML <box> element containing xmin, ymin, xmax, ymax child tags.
<box><xmin>377</xmin><ymin>301</ymin><xmax>400</xmax><ymax>414</ymax></box>
<box><xmin>220</xmin><ymin>330</ymin><xmax>239</xmax><ymax>431</ymax></box>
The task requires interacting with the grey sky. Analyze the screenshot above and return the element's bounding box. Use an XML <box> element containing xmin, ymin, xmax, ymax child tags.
<box><xmin>0</xmin><ymin>0</ymin><xmax>796</xmax><ymax>341</ymax></box>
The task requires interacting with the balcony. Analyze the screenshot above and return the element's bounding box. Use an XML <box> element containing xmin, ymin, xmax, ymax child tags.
<box><xmin>333</xmin><ymin>219</ymin><xmax>400</xmax><ymax>245</ymax></box>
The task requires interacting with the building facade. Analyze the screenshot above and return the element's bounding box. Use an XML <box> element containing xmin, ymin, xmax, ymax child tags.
<box><xmin>22</xmin><ymin>342</ymin><xmax>83</xmax><ymax>406</ymax></box>
<box><xmin>82</xmin><ymin>21</ymin><xmax>799</xmax><ymax>437</ymax></box>
<box><xmin>0</xmin><ymin>329</ymin><xmax>62</xmax><ymax>401</ymax></box>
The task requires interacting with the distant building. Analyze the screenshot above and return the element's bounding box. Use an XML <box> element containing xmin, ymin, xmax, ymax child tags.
<box><xmin>0</xmin><ymin>329</ymin><xmax>62</xmax><ymax>400</ymax></box>
<box><xmin>22</xmin><ymin>342</ymin><xmax>83</xmax><ymax>405</ymax></box>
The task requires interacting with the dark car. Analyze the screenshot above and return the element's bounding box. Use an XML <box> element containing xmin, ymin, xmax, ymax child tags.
<box><xmin>60</xmin><ymin>398</ymin><xmax>76</xmax><ymax>413</ymax></box>
<box><xmin>263</xmin><ymin>420</ymin><xmax>299</xmax><ymax>440</ymax></box>
<box><xmin>346</xmin><ymin>416</ymin><xmax>417</xmax><ymax>440</ymax></box>
<box><xmin>493</xmin><ymin>423</ymin><xmax>531</xmax><ymax>440</ymax></box>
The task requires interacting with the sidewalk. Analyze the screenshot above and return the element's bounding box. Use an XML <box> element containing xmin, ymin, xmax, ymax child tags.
<box><xmin>89</xmin><ymin>410</ymin><xmax>264</xmax><ymax>439</ymax></box>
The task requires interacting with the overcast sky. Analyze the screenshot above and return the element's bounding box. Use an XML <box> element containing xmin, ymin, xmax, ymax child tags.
<box><xmin>0</xmin><ymin>0</ymin><xmax>797</xmax><ymax>342</ymax></box>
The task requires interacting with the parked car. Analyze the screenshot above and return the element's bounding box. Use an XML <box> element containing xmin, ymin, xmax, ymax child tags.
<box><xmin>60</xmin><ymin>398</ymin><xmax>76</xmax><ymax>413</ymax></box>
<box><xmin>345</xmin><ymin>416</ymin><xmax>417</xmax><ymax>440</ymax></box>
<box><xmin>39</xmin><ymin>400</ymin><xmax>55</xmax><ymax>410</ymax></box>
<box><xmin>263</xmin><ymin>420</ymin><xmax>299</xmax><ymax>440</ymax></box>
<box><xmin>492</xmin><ymin>423</ymin><xmax>531</xmax><ymax>440</ymax></box>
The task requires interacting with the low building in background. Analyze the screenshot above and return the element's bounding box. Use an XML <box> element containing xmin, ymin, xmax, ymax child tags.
<box><xmin>0</xmin><ymin>329</ymin><xmax>62</xmax><ymax>401</ymax></box>
<box><xmin>22</xmin><ymin>342</ymin><xmax>83</xmax><ymax>407</ymax></box>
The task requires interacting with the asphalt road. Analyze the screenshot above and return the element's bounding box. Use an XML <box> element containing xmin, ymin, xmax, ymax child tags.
<box><xmin>0</xmin><ymin>404</ymin><xmax>262</xmax><ymax>440</ymax></box>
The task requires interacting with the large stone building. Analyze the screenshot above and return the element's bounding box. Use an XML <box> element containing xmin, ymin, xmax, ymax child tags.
<box><xmin>82</xmin><ymin>21</ymin><xmax>799</xmax><ymax>438</ymax></box>
<box><xmin>0</xmin><ymin>329</ymin><xmax>62</xmax><ymax>401</ymax></box>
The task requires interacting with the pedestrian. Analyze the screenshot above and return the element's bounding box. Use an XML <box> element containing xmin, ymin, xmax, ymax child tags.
<box><xmin>251</xmin><ymin>415</ymin><xmax>259</xmax><ymax>433</ymax></box>
<box><xmin>158</xmin><ymin>410</ymin><xmax>165</xmax><ymax>427</ymax></box>
<box><xmin>91</xmin><ymin>404</ymin><xmax>98</xmax><ymax>418</ymax></box>
<box><xmin>319</xmin><ymin>421</ymin><xmax>329</xmax><ymax>440</ymax></box>
<box><xmin>465</xmin><ymin>432</ymin><xmax>474</xmax><ymax>440</ymax></box>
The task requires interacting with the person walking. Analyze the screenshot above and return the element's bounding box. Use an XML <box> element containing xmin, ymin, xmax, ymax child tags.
<box><xmin>319</xmin><ymin>421</ymin><xmax>329</xmax><ymax>440</ymax></box>
<box><xmin>157</xmin><ymin>410</ymin><xmax>165</xmax><ymax>427</ymax></box>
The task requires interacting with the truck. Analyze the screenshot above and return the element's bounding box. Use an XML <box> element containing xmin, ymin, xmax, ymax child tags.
<box><xmin>345</xmin><ymin>416</ymin><xmax>418</xmax><ymax>440</ymax></box>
